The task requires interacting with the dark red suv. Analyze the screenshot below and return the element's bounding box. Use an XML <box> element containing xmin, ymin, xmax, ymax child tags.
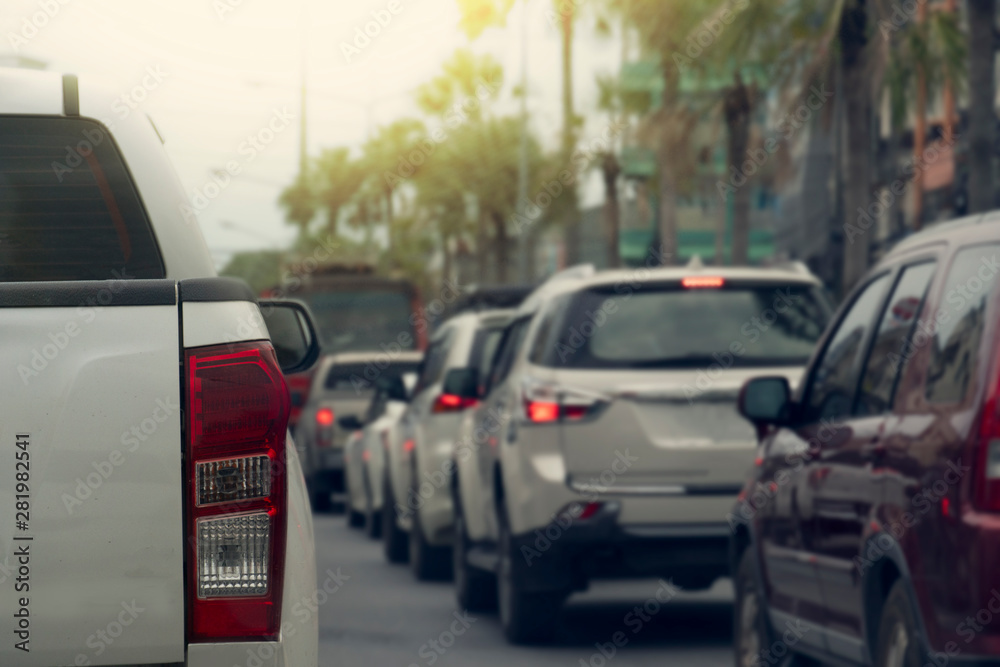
<box><xmin>731</xmin><ymin>215</ymin><xmax>1000</xmax><ymax>666</ymax></box>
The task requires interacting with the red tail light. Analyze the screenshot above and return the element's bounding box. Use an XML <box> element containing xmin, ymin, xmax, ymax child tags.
<box><xmin>522</xmin><ymin>380</ymin><xmax>607</xmax><ymax>424</ymax></box>
<box><xmin>185</xmin><ymin>342</ymin><xmax>289</xmax><ymax>642</ymax></box>
<box><xmin>316</xmin><ymin>407</ymin><xmax>334</xmax><ymax>426</ymax></box>
<box><xmin>976</xmin><ymin>364</ymin><xmax>1000</xmax><ymax>511</ymax></box>
<box><xmin>526</xmin><ymin>401</ymin><xmax>560</xmax><ymax>423</ymax></box>
<box><xmin>432</xmin><ymin>393</ymin><xmax>478</xmax><ymax>413</ymax></box>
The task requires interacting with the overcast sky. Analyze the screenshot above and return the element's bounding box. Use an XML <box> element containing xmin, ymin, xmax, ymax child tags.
<box><xmin>1</xmin><ymin>0</ymin><xmax>622</xmax><ymax>268</ymax></box>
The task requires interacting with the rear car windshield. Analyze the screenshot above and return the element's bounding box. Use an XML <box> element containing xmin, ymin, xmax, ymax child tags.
<box><xmin>0</xmin><ymin>117</ymin><xmax>164</xmax><ymax>281</ymax></box>
<box><xmin>325</xmin><ymin>361</ymin><xmax>421</xmax><ymax>392</ymax></box>
<box><xmin>304</xmin><ymin>290</ymin><xmax>417</xmax><ymax>353</ymax></box>
<box><xmin>535</xmin><ymin>282</ymin><xmax>831</xmax><ymax>369</ymax></box>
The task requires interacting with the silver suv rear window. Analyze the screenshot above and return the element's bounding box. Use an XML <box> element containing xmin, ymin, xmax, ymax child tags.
<box><xmin>0</xmin><ymin>117</ymin><xmax>164</xmax><ymax>282</ymax></box>
<box><xmin>536</xmin><ymin>282</ymin><xmax>831</xmax><ymax>369</ymax></box>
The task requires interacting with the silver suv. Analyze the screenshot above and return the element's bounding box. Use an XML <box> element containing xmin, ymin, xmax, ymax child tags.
<box><xmin>392</xmin><ymin>310</ymin><xmax>514</xmax><ymax>579</ymax></box>
<box><xmin>297</xmin><ymin>352</ymin><xmax>422</xmax><ymax>511</ymax></box>
<box><xmin>450</xmin><ymin>263</ymin><xmax>833</xmax><ymax>643</ymax></box>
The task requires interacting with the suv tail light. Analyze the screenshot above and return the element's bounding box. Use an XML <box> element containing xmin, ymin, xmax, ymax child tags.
<box><xmin>185</xmin><ymin>342</ymin><xmax>290</xmax><ymax>642</ymax></box>
<box><xmin>976</xmin><ymin>361</ymin><xmax>1000</xmax><ymax>510</ymax></box>
<box><xmin>316</xmin><ymin>407</ymin><xmax>334</xmax><ymax>448</ymax></box>
<box><xmin>432</xmin><ymin>393</ymin><xmax>478</xmax><ymax>413</ymax></box>
<box><xmin>522</xmin><ymin>379</ymin><xmax>608</xmax><ymax>424</ymax></box>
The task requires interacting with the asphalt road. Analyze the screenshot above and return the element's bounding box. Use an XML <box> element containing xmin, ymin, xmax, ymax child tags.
<box><xmin>313</xmin><ymin>513</ymin><xmax>734</xmax><ymax>666</ymax></box>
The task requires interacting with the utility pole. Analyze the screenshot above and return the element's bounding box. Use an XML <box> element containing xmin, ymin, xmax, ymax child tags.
<box><xmin>298</xmin><ymin>0</ymin><xmax>308</xmax><ymax>178</ymax></box>
<box><xmin>561</xmin><ymin>3</ymin><xmax>579</xmax><ymax>266</ymax></box>
<box><xmin>516</xmin><ymin>0</ymin><xmax>531</xmax><ymax>284</ymax></box>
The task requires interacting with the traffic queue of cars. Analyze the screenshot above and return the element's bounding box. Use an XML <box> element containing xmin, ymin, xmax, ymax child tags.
<box><xmin>296</xmin><ymin>213</ymin><xmax>1000</xmax><ymax>666</ymax></box>
<box><xmin>294</xmin><ymin>260</ymin><xmax>829</xmax><ymax>641</ymax></box>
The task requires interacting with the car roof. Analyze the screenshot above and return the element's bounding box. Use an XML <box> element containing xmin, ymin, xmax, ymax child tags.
<box><xmin>515</xmin><ymin>262</ymin><xmax>823</xmax><ymax>317</ymax></box>
<box><xmin>322</xmin><ymin>351</ymin><xmax>424</xmax><ymax>364</ymax></box>
<box><xmin>438</xmin><ymin>308</ymin><xmax>516</xmax><ymax>330</ymax></box>
<box><xmin>876</xmin><ymin>211</ymin><xmax>1000</xmax><ymax>268</ymax></box>
<box><xmin>316</xmin><ymin>351</ymin><xmax>424</xmax><ymax>374</ymax></box>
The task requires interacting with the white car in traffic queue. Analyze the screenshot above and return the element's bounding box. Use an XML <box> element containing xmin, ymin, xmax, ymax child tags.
<box><xmin>297</xmin><ymin>351</ymin><xmax>421</xmax><ymax>511</ymax></box>
<box><xmin>391</xmin><ymin>310</ymin><xmax>514</xmax><ymax>579</ymax></box>
<box><xmin>342</xmin><ymin>371</ymin><xmax>417</xmax><ymax>537</ymax></box>
<box><xmin>449</xmin><ymin>263</ymin><xmax>834</xmax><ymax>643</ymax></box>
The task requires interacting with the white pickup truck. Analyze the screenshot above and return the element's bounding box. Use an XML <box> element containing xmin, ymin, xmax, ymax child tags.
<box><xmin>0</xmin><ymin>68</ymin><xmax>320</xmax><ymax>666</ymax></box>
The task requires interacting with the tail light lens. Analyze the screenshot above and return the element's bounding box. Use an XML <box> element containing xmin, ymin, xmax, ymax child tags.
<box><xmin>185</xmin><ymin>342</ymin><xmax>289</xmax><ymax>642</ymax></box>
<box><xmin>976</xmin><ymin>370</ymin><xmax>1000</xmax><ymax>510</ymax></box>
<box><xmin>316</xmin><ymin>407</ymin><xmax>334</xmax><ymax>426</ymax></box>
<box><xmin>522</xmin><ymin>379</ymin><xmax>607</xmax><ymax>424</ymax></box>
<box><xmin>316</xmin><ymin>407</ymin><xmax>334</xmax><ymax>448</ymax></box>
<box><xmin>432</xmin><ymin>393</ymin><xmax>479</xmax><ymax>413</ymax></box>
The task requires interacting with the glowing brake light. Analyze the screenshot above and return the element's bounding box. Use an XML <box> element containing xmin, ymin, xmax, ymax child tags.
<box><xmin>316</xmin><ymin>407</ymin><xmax>334</xmax><ymax>427</ymax></box>
<box><xmin>682</xmin><ymin>276</ymin><xmax>725</xmax><ymax>289</ymax></box>
<box><xmin>432</xmin><ymin>393</ymin><xmax>478</xmax><ymax>413</ymax></box>
<box><xmin>522</xmin><ymin>380</ymin><xmax>608</xmax><ymax>424</ymax></box>
<box><xmin>526</xmin><ymin>401</ymin><xmax>560</xmax><ymax>423</ymax></box>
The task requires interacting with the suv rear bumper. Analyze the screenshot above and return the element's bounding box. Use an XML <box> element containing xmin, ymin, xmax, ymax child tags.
<box><xmin>510</xmin><ymin>505</ymin><xmax>730</xmax><ymax>594</ymax></box>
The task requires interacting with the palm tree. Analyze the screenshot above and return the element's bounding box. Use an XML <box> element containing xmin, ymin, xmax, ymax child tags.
<box><xmin>967</xmin><ymin>0</ymin><xmax>996</xmax><ymax>213</ymax></box>
<box><xmin>278</xmin><ymin>173</ymin><xmax>315</xmax><ymax>239</ymax></box>
<box><xmin>312</xmin><ymin>148</ymin><xmax>364</xmax><ymax>238</ymax></box>
<box><xmin>883</xmin><ymin>3</ymin><xmax>965</xmax><ymax>228</ymax></box>
<box><xmin>595</xmin><ymin>74</ymin><xmax>626</xmax><ymax>269</ymax></box>
<box><xmin>611</xmin><ymin>0</ymin><xmax>712</xmax><ymax>266</ymax></box>
<box><xmin>415</xmin><ymin>49</ymin><xmax>510</xmax><ymax>280</ymax></box>
<box><xmin>716</xmin><ymin>0</ymin><xmax>964</xmax><ymax>291</ymax></box>
<box><xmin>721</xmin><ymin>72</ymin><xmax>755</xmax><ymax>265</ymax></box>
<box><xmin>359</xmin><ymin>119</ymin><xmax>427</xmax><ymax>256</ymax></box>
<box><xmin>456</xmin><ymin>0</ymin><xmax>580</xmax><ymax>269</ymax></box>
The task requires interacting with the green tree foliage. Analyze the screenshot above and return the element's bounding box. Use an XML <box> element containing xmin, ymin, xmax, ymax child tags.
<box><xmin>220</xmin><ymin>250</ymin><xmax>284</xmax><ymax>294</ymax></box>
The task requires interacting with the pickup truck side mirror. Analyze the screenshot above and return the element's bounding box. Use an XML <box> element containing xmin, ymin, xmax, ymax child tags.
<box><xmin>738</xmin><ymin>376</ymin><xmax>793</xmax><ymax>428</ymax></box>
<box><xmin>259</xmin><ymin>299</ymin><xmax>321</xmax><ymax>375</ymax></box>
<box><xmin>338</xmin><ymin>414</ymin><xmax>364</xmax><ymax>432</ymax></box>
<box><xmin>443</xmin><ymin>367</ymin><xmax>480</xmax><ymax>400</ymax></box>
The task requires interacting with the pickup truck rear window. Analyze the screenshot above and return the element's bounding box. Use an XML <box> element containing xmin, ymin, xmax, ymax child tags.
<box><xmin>0</xmin><ymin>117</ymin><xmax>164</xmax><ymax>282</ymax></box>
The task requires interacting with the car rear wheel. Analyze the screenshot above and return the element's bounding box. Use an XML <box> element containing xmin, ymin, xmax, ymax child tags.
<box><xmin>734</xmin><ymin>549</ymin><xmax>811</xmax><ymax>667</ymax></box>
<box><xmin>734</xmin><ymin>549</ymin><xmax>770</xmax><ymax>667</ymax></box>
<box><xmin>409</xmin><ymin>507</ymin><xmax>452</xmax><ymax>581</ymax></box>
<box><xmin>454</xmin><ymin>504</ymin><xmax>497</xmax><ymax>612</ymax></box>
<box><xmin>876</xmin><ymin>581</ymin><xmax>926</xmax><ymax>667</ymax></box>
<box><xmin>382</xmin><ymin>473</ymin><xmax>409</xmax><ymax>563</ymax></box>
<box><xmin>497</xmin><ymin>508</ymin><xmax>562</xmax><ymax>644</ymax></box>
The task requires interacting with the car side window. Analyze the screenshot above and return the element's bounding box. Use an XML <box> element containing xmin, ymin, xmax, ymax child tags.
<box><xmin>365</xmin><ymin>390</ymin><xmax>387</xmax><ymax>423</ymax></box>
<box><xmin>803</xmin><ymin>273</ymin><xmax>893</xmax><ymax>423</ymax></box>
<box><xmin>528</xmin><ymin>297</ymin><xmax>569</xmax><ymax>364</ymax></box>
<box><xmin>469</xmin><ymin>326</ymin><xmax>505</xmax><ymax>383</ymax></box>
<box><xmin>926</xmin><ymin>243</ymin><xmax>1000</xmax><ymax>404</ymax></box>
<box><xmin>485</xmin><ymin>318</ymin><xmax>531</xmax><ymax>397</ymax></box>
<box><xmin>854</xmin><ymin>262</ymin><xmax>937</xmax><ymax>417</ymax></box>
<box><xmin>414</xmin><ymin>329</ymin><xmax>453</xmax><ymax>395</ymax></box>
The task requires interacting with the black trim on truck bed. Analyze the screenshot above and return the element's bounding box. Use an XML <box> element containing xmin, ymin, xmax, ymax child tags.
<box><xmin>0</xmin><ymin>280</ymin><xmax>176</xmax><ymax>307</ymax></box>
<box><xmin>179</xmin><ymin>277</ymin><xmax>256</xmax><ymax>303</ymax></box>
